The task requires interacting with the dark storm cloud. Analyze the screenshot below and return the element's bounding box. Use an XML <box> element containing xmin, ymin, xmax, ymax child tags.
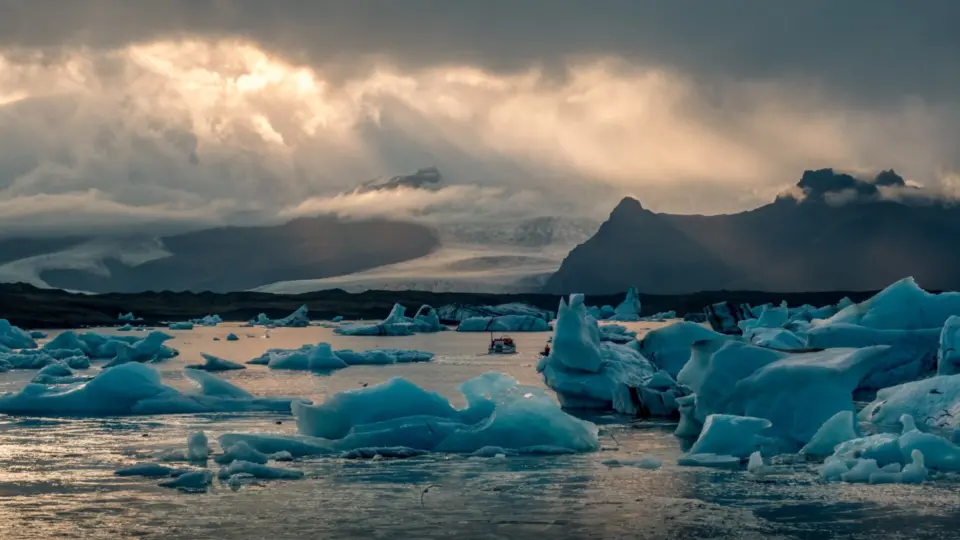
<box><xmin>1</xmin><ymin>0</ymin><xmax>958</xmax><ymax>104</ymax></box>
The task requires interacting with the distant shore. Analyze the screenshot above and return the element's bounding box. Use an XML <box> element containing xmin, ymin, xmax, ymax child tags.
<box><xmin>0</xmin><ymin>282</ymin><xmax>881</xmax><ymax>329</ymax></box>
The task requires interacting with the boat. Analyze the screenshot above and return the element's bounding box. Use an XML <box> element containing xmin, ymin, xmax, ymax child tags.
<box><xmin>488</xmin><ymin>335</ymin><xmax>517</xmax><ymax>355</ymax></box>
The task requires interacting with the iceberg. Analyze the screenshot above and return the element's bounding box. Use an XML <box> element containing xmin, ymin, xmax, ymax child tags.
<box><xmin>336</xmin><ymin>303</ymin><xmax>445</xmax><ymax>336</ymax></box>
<box><xmin>189</xmin><ymin>314</ymin><xmax>222</xmax><ymax>326</ymax></box>
<box><xmin>704</xmin><ymin>301</ymin><xmax>754</xmax><ymax>334</ymax></box>
<box><xmin>118</xmin><ymin>312</ymin><xmax>142</xmax><ymax>322</ymax></box>
<box><xmin>215</xmin><ymin>441</ymin><xmax>269</xmax><ymax>465</ymax></box>
<box><xmin>185</xmin><ymin>353</ymin><xmax>246</xmax><ymax>372</ymax></box>
<box><xmin>264</xmin><ymin>343</ymin><xmax>432</xmax><ymax>372</ymax></box>
<box><xmin>0</xmin><ymin>319</ymin><xmax>37</xmax><ymax>349</ymax></box>
<box><xmin>226</xmin><ymin>333</ymin><xmax>239</xmax><ymax>342</ymax></box>
<box><xmin>217</xmin><ymin>460</ymin><xmax>304</xmax><ymax>480</ymax></box>
<box><xmin>799</xmin><ymin>410</ymin><xmax>859</xmax><ymax>457</ymax></box>
<box><xmin>117</xmin><ymin>324</ymin><xmax>134</xmax><ymax>332</ymax></box>
<box><xmin>0</xmin><ymin>363</ymin><xmax>306</xmax><ymax>417</ymax></box>
<box><xmin>638</xmin><ymin>322</ymin><xmax>727</xmax><ymax>378</ymax></box>
<box><xmin>158</xmin><ymin>470</ymin><xmax>213</xmax><ymax>491</ymax></box>
<box><xmin>187</xmin><ymin>431</ymin><xmax>209</xmax><ymax>462</ymax></box>
<box><xmin>168</xmin><ymin>322</ymin><xmax>194</xmax><ymax>331</ymax></box>
<box><xmin>896</xmin><ymin>414</ymin><xmax>960</xmax><ymax>471</ymax></box>
<box><xmin>817</xmin><ymin>277</ymin><xmax>960</xmax><ymax>330</ymax></box>
<box><xmin>224</xmin><ymin>372</ymin><xmax>599</xmax><ymax>456</ymax></box>
<box><xmin>457</xmin><ymin>315</ymin><xmax>550</xmax><ymax>332</ymax></box>
<box><xmin>609</xmin><ymin>287</ymin><xmax>642</xmax><ymax>322</ymax></box>
<box><xmin>688</xmin><ymin>341</ymin><xmax>896</xmax><ymax>445</ymax></box>
<box><xmin>686</xmin><ymin>414</ymin><xmax>771</xmax><ymax>459</ymax></box>
<box><xmin>31</xmin><ymin>363</ymin><xmax>90</xmax><ymax>385</ymax></box>
<box><xmin>638</xmin><ymin>311</ymin><xmax>677</xmax><ymax>322</ymax></box>
<box><xmin>101</xmin><ymin>332</ymin><xmax>179</xmax><ymax>367</ymax></box>
<box><xmin>676</xmin><ymin>453</ymin><xmax>741</xmax><ymax>469</ymax></box>
<box><xmin>598</xmin><ymin>324</ymin><xmax>638</xmax><ymax>344</ymax></box>
<box><xmin>250</xmin><ymin>305</ymin><xmax>310</xmax><ymax>328</ymax></box>
<box><xmin>29</xmin><ymin>331</ymin><xmax>47</xmax><ymax>339</ymax></box>
<box><xmin>537</xmin><ymin>295</ymin><xmax>679</xmax><ymax>416</ymax></box>
<box><xmin>436</xmin><ymin>303</ymin><xmax>553</xmax><ymax>322</ymax></box>
<box><xmin>939</xmin><ymin>315</ymin><xmax>960</xmax><ymax>375</ymax></box>
<box><xmin>115</xmin><ymin>463</ymin><xmax>185</xmax><ymax>478</ymax></box>
<box><xmin>859</xmin><ymin>374</ymin><xmax>960</xmax><ymax>430</ymax></box>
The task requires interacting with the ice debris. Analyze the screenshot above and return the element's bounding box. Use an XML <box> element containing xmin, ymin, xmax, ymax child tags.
<box><xmin>187</xmin><ymin>431</ymin><xmax>210</xmax><ymax>462</ymax></box>
<box><xmin>336</xmin><ymin>304</ymin><xmax>444</xmax><ymax>336</ymax></box>
<box><xmin>436</xmin><ymin>303</ymin><xmax>553</xmax><ymax>322</ymax></box>
<box><xmin>222</xmin><ymin>372</ymin><xmax>600</xmax><ymax>456</ymax></box>
<box><xmin>158</xmin><ymin>470</ymin><xmax>213</xmax><ymax>491</ymax></box>
<box><xmin>216</xmin><ymin>441</ymin><xmax>268</xmax><ymax>465</ymax></box>
<box><xmin>226</xmin><ymin>333</ymin><xmax>239</xmax><ymax>341</ymax></box>
<box><xmin>168</xmin><ymin>322</ymin><xmax>194</xmax><ymax>330</ymax></box>
<box><xmin>800</xmin><ymin>410</ymin><xmax>859</xmax><ymax>457</ymax></box>
<box><xmin>118</xmin><ymin>312</ymin><xmax>142</xmax><ymax>322</ymax></box>
<box><xmin>602</xmin><ymin>456</ymin><xmax>662</xmax><ymax>469</ymax></box>
<box><xmin>0</xmin><ymin>319</ymin><xmax>37</xmax><ymax>349</ymax></box>
<box><xmin>250</xmin><ymin>305</ymin><xmax>310</xmax><ymax>328</ymax></box>
<box><xmin>185</xmin><ymin>353</ymin><xmax>246</xmax><ymax>372</ymax></box>
<box><xmin>676</xmin><ymin>454</ymin><xmax>741</xmax><ymax>469</ymax></box>
<box><xmin>260</xmin><ymin>344</ymin><xmax>433</xmax><ymax>372</ymax></box>
<box><xmin>687</xmin><ymin>414</ymin><xmax>771</xmax><ymax>459</ymax></box>
<box><xmin>457</xmin><ymin>315</ymin><xmax>550</xmax><ymax>332</ymax></box>
<box><xmin>218</xmin><ymin>460</ymin><xmax>304</xmax><ymax>480</ymax></box>
<box><xmin>0</xmin><ymin>363</ymin><xmax>306</xmax><ymax>416</ymax></box>
<box><xmin>29</xmin><ymin>331</ymin><xmax>47</xmax><ymax>339</ymax></box>
<box><xmin>190</xmin><ymin>314</ymin><xmax>222</xmax><ymax>326</ymax></box>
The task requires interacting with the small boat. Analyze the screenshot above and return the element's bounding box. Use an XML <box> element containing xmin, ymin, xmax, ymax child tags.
<box><xmin>488</xmin><ymin>335</ymin><xmax>517</xmax><ymax>355</ymax></box>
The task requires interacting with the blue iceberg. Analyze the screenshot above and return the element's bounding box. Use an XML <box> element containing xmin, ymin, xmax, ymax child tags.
<box><xmin>263</xmin><ymin>343</ymin><xmax>433</xmax><ymax>372</ymax></box>
<box><xmin>250</xmin><ymin>305</ymin><xmax>310</xmax><ymax>327</ymax></box>
<box><xmin>0</xmin><ymin>319</ymin><xmax>37</xmax><ymax>349</ymax></box>
<box><xmin>336</xmin><ymin>304</ymin><xmax>445</xmax><ymax>336</ymax></box>
<box><xmin>221</xmin><ymin>372</ymin><xmax>599</xmax><ymax>456</ymax></box>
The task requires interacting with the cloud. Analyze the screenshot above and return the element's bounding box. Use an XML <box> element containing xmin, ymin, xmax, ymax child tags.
<box><xmin>0</xmin><ymin>28</ymin><xmax>959</xmax><ymax>236</ymax></box>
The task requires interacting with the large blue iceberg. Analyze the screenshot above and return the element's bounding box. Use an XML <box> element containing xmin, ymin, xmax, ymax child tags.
<box><xmin>221</xmin><ymin>372</ymin><xmax>599</xmax><ymax>455</ymax></box>
<box><xmin>250</xmin><ymin>343</ymin><xmax>433</xmax><ymax>372</ymax></box>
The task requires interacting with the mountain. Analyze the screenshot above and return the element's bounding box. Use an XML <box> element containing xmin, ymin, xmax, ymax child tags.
<box><xmin>0</xmin><ymin>216</ymin><xmax>440</xmax><ymax>293</ymax></box>
<box><xmin>545</xmin><ymin>169</ymin><xmax>960</xmax><ymax>294</ymax></box>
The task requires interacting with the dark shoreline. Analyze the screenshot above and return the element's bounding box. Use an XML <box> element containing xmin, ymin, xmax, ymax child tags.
<box><xmin>0</xmin><ymin>282</ymin><xmax>883</xmax><ymax>329</ymax></box>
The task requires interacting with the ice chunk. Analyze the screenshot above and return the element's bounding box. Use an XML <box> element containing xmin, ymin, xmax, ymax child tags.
<box><xmin>859</xmin><ymin>374</ymin><xmax>960</xmax><ymax>430</ymax></box>
<box><xmin>819</xmin><ymin>456</ymin><xmax>852</xmax><ymax>481</ymax></box>
<box><xmin>118</xmin><ymin>312</ymin><xmax>140</xmax><ymax>322</ymax></box>
<box><xmin>217</xmin><ymin>460</ymin><xmax>304</xmax><ymax>480</ymax></box>
<box><xmin>639</xmin><ymin>322</ymin><xmax>727</xmax><ymax>378</ymax></box>
<box><xmin>117</xmin><ymin>324</ymin><xmax>134</xmax><ymax>332</ymax></box>
<box><xmin>31</xmin><ymin>363</ymin><xmax>90</xmax><ymax>384</ymax></box>
<box><xmin>0</xmin><ymin>319</ymin><xmax>37</xmax><ymax>349</ymax></box>
<box><xmin>269</xmin><ymin>451</ymin><xmax>293</xmax><ymax>461</ymax></box>
<box><xmin>281</xmin><ymin>372</ymin><xmax>599</xmax><ymax>454</ymax></box>
<box><xmin>747</xmin><ymin>451</ymin><xmax>776</xmax><ymax>477</ymax></box>
<box><xmin>226</xmin><ymin>333</ymin><xmax>239</xmax><ymax>342</ymax></box>
<box><xmin>187</xmin><ymin>431</ymin><xmax>209</xmax><ymax>462</ymax></box>
<box><xmin>190</xmin><ymin>314</ymin><xmax>222</xmax><ymax>326</ymax></box>
<box><xmin>539</xmin><ymin>296</ymin><xmax>666</xmax><ymax>414</ymax></box>
<box><xmin>436</xmin><ymin>303</ymin><xmax>553</xmax><ymax>322</ymax></box>
<box><xmin>185</xmin><ymin>353</ymin><xmax>246</xmax><ymax>372</ymax></box>
<box><xmin>704</xmin><ymin>301</ymin><xmax>754</xmax><ymax>334</ymax></box>
<box><xmin>266</xmin><ymin>344</ymin><xmax>431</xmax><ymax>372</ymax></box>
<box><xmin>158</xmin><ymin>470</ymin><xmax>213</xmax><ymax>490</ymax></box>
<box><xmin>800</xmin><ymin>410</ymin><xmax>859</xmax><ymax>457</ymax></box>
<box><xmin>603</xmin><ymin>456</ymin><xmax>662</xmax><ymax>469</ymax></box>
<box><xmin>331</xmin><ymin>316</ymin><xmax>344</xmax><ymax>323</ymax></box>
<box><xmin>168</xmin><ymin>322</ymin><xmax>195</xmax><ymax>331</ymax></box>
<box><xmin>609</xmin><ymin>287</ymin><xmax>642</xmax><ymax>322</ymax></box>
<box><xmin>215</xmin><ymin>441</ymin><xmax>268</xmax><ymax>465</ymax></box>
<box><xmin>939</xmin><ymin>315</ymin><xmax>960</xmax><ymax>375</ymax></box>
<box><xmin>115</xmin><ymin>463</ymin><xmax>180</xmax><ymax>478</ymax></box>
<box><xmin>227</xmin><ymin>473</ymin><xmax>255</xmax><ymax>491</ymax></box>
<box><xmin>0</xmin><ymin>363</ymin><xmax>305</xmax><ymax>416</ymax></box>
<box><xmin>900</xmin><ymin>450</ymin><xmax>928</xmax><ymax>483</ymax></box>
<box><xmin>831</xmin><ymin>433</ymin><xmax>903</xmax><ymax>467</ymax></box>
<box><xmin>341</xmin><ymin>447</ymin><xmax>429</xmax><ymax>459</ymax></box>
<box><xmin>457</xmin><ymin>315</ymin><xmax>550</xmax><ymax>332</ymax></box>
<box><xmin>29</xmin><ymin>330</ymin><xmax>47</xmax><ymax>339</ymax></box>
<box><xmin>597</xmin><ymin>324</ymin><xmax>637</xmax><ymax>344</ymax></box>
<box><xmin>840</xmin><ymin>458</ymin><xmax>883</xmax><ymax>483</ymax></box>
<box><xmin>183</xmin><ymin>369</ymin><xmax>252</xmax><ymax>399</ymax></box>
<box><xmin>251</xmin><ymin>305</ymin><xmax>310</xmax><ymax>327</ymax></box>
<box><xmin>676</xmin><ymin>454</ymin><xmax>741</xmax><ymax>469</ymax></box>
<box><xmin>818</xmin><ymin>277</ymin><xmax>960</xmax><ymax>330</ymax></box>
<box><xmin>897</xmin><ymin>414</ymin><xmax>960</xmax><ymax>471</ymax></box>
<box><xmin>687</xmin><ymin>414</ymin><xmax>770</xmax><ymax>458</ymax></box>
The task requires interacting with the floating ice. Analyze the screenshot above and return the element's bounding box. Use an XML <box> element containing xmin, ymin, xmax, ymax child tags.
<box><xmin>602</xmin><ymin>456</ymin><xmax>662</xmax><ymax>469</ymax></box>
<box><xmin>831</xmin><ymin>433</ymin><xmax>903</xmax><ymax>467</ymax></box>
<box><xmin>158</xmin><ymin>470</ymin><xmax>213</xmax><ymax>490</ymax></box>
<box><xmin>31</xmin><ymin>363</ymin><xmax>90</xmax><ymax>384</ymax></box>
<box><xmin>190</xmin><ymin>314</ymin><xmax>222</xmax><ymax>326</ymax></box>
<box><xmin>939</xmin><ymin>316</ymin><xmax>960</xmax><ymax>375</ymax></box>
<box><xmin>168</xmin><ymin>322</ymin><xmax>195</xmax><ymax>330</ymax></box>
<box><xmin>436</xmin><ymin>303</ymin><xmax>553</xmax><ymax>322</ymax></box>
<box><xmin>115</xmin><ymin>463</ymin><xmax>185</xmax><ymax>478</ymax></box>
<box><xmin>538</xmin><ymin>295</ymin><xmax>674</xmax><ymax>416</ymax></box>
<box><xmin>747</xmin><ymin>451</ymin><xmax>776</xmax><ymax>477</ymax></box>
<box><xmin>264</xmin><ymin>343</ymin><xmax>432</xmax><ymax>372</ymax></box>
<box><xmin>269</xmin><ymin>451</ymin><xmax>293</xmax><ymax>461</ymax></box>
<box><xmin>676</xmin><ymin>453</ymin><xmax>740</xmax><ymax>469</ymax></box>
<box><xmin>457</xmin><ymin>315</ymin><xmax>550</xmax><ymax>332</ymax></box>
<box><xmin>704</xmin><ymin>301</ymin><xmax>754</xmax><ymax>334</ymax></box>
<box><xmin>102</xmin><ymin>331</ymin><xmax>179</xmax><ymax>367</ymax></box>
<box><xmin>897</xmin><ymin>414</ymin><xmax>960</xmax><ymax>471</ymax></box>
<box><xmin>187</xmin><ymin>431</ymin><xmax>209</xmax><ymax>462</ymax></box>
<box><xmin>639</xmin><ymin>311</ymin><xmax>677</xmax><ymax>322</ymax></box>
<box><xmin>859</xmin><ymin>374</ymin><xmax>960</xmax><ymax>430</ymax></box>
<box><xmin>215</xmin><ymin>441</ymin><xmax>269</xmax><ymax>465</ymax></box>
<box><xmin>341</xmin><ymin>447</ymin><xmax>429</xmax><ymax>459</ymax></box>
<box><xmin>0</xmin><ymin>363</ymin><xmax>305</xmax><ymax>416</ymax></box>
<box><xmin>598</xmin><ymin>324</ymin><xmax>637</xmax><ymax>344</ymax></box>
<box><xmin>639</xmin><ymin>322</ymin><xmax>727</xmax><ymax>378</ymax></box>
<box><xmin>29</xmin><ymin>330</ymin><xmax>47</xmax><ymax>339</ymax></box>
<box><xmin>185</xmin><ymin>353</ymin><xmax>246</xmax><ymax>372</ymax></box>
<box><xmin>117</xmin><ymin>324</ymin><xmax>134</xmax><ymax>332</ymax></box>
<box><xmin>251</xmin><ymin>305</ymin><xmax>310</xmax><ymax>327</ymax></box>
<box><xmin>331</xmin><ymin>316</ymin><xmax>344</xmax><ymax>323</ymax></box>
<box><xmin>225</xmin><ymin>372</ymin><xmax>599</xmax><ymax>456</ymax></box>
<box><xmin>0</xmin><ymin>319</ymin><xmax>37</xmax><ymax>349</ymax></box>
<box><xmin>217</xmin><ymin>460</ymin><xmax>304</xmax><ymax>480</ymax></box>
<box><xmin>800</xmin><ymin>410</ymin><xmax>859</xmax><ymax>457</ymax></box>
<box><xmin>226</xmin><ymin>333</ymin><xmax>239</xmax><ymax>342</ymax></box>
<box><xmin>609</xmin><ymin>287</ymin><xmax>642</xmax><ymax>322</ymax></box>
<box><xmin>840</xmin><ymin>458</ymin><xmax>883</xmax><ymax>483</ymax></box>
<box><xmin>690</xmin><ymin>341</ymin><xmax>897</xmax><ymax>445</ymax></box>
<box><xmin>183</xmin><ymin>368</ymin><xmax>252</xmax><ymax>399</ymax></box>
<box><xmin>336</xmin><ymin>303</ymin><xmax>444</xmax><ymax>335</ymax></box>
<box><xmin>687</xmin><ymin>414</ymin><xmax>771</xmax><ymax>459</ymax></box>
<box><xmin>118</xmin><ymin>312</ymin><xmax>141</xmax><ymax>322</ymax></box>
<box><xmin>817</xmin><ymin>277</ymin><xmax>960</xmax><ymax>330</ymax></box>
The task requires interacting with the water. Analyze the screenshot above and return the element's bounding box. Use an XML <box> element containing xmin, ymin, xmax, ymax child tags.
<box><xmin>2</xmin><ymin>323</ymin><xmax>960</xmax><ymax>539</ymax></box>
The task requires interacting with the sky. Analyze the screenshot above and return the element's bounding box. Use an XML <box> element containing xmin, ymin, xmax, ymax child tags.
<box><xmin>1</xmin><ymin>0</ymin><xmax>959</xmax><ymax>237</ymax></box>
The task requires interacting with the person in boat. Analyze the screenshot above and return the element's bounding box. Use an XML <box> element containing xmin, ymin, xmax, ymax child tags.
<box><xmin>541</xmin><ymin>342</ymin><xmax>551</xmax><ymax>356</ymax></box>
